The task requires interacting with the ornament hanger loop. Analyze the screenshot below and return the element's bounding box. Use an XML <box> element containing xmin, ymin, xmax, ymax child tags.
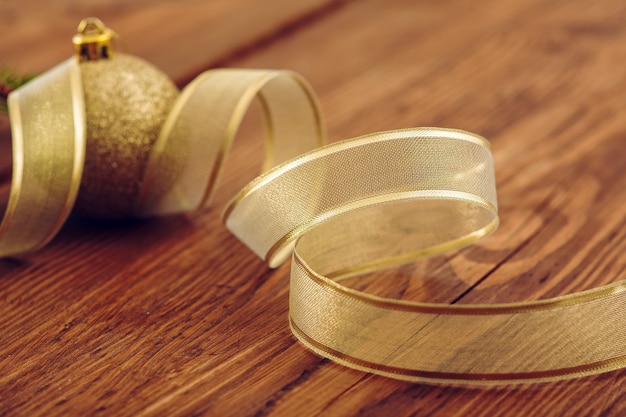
<box><xmin>72</xmin><ymin>17</ymin><xmax>117</xmax><ymax>62</ymax></box>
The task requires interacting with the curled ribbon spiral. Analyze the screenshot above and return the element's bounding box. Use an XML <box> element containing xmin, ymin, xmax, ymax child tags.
<box><xmin>4</xmin><ymin>58</ymin><xmax>626</xmax><ymax>384</ymax></box>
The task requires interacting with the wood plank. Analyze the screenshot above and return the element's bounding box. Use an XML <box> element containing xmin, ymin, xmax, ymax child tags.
<box><xmin>0</xmin><ymin>0</ymin><xmax>344</xmax><ymax>81</ymax></box>
<box><xmin>0</xmin><ymin>0</ymin><xmax>625</xmax><ymax>415</ymax></box>
<box><xmin>205</xmin><ymin>1</ymin><xmax>626</xmax><ymax>415</ymax></box>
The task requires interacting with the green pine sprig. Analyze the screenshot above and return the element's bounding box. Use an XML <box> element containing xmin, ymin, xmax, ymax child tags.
<box><xmin>0</xmin><ymin>67</ymin><xmax>36</xmax><ymax>113</ymax></box>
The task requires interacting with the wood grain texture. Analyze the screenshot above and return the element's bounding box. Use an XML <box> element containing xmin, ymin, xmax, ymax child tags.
<box><xmin>1</xmin><ymin>0</ymin><xmax>625</xmax><ymax>415</ymax></box>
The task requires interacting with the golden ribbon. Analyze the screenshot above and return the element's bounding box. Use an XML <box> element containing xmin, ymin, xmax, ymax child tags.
<box><xmin>4</xmin><ymin>58</ymin><xmax>626</xmax><ymax>385</ymax></box>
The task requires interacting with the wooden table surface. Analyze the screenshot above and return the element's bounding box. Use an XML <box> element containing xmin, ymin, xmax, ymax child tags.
<box><xmin>1</xmin><ymin>0</ymin><xmax>625</xmax><ymax>415</ymax></box>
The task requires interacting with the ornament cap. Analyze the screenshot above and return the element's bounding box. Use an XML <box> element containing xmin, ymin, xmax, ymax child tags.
<box><xmin>72</xmin><ymin>17</ymin><xmax>116</xmax><ymax>62</ymax></box>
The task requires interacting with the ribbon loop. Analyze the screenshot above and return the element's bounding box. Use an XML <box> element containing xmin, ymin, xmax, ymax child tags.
<box><xmin>0</xmin><ymin>59</ymin><xmax>85</xmax><ymax>257</ymax></box>
<box><xmin>225</xmin><ymin>128</ymin><xmax>497</xmax><ymax>268</ymax></box>
<box><xmin>136</xmin><ymin>69</ymin><xmax>325</xmax><ymax>216</ymax></box>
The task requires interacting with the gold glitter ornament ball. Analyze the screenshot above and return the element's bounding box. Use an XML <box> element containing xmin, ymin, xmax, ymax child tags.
<box><xmin>73</xmin><ymin>53</ymin><xmax>179</xmax><ymax>218</ymax></box>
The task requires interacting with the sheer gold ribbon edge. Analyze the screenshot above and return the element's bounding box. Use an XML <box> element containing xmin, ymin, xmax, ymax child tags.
<box><xmin>289</xmin><ymin>317</ymin><xmax>626</xmax><ymax>385</ymax></box>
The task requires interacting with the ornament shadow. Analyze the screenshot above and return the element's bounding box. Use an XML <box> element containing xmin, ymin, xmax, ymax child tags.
<box><xmin>55</xmin><ymin>213</ymin><xmax>197</xmax><ymax>254</ymax></box>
